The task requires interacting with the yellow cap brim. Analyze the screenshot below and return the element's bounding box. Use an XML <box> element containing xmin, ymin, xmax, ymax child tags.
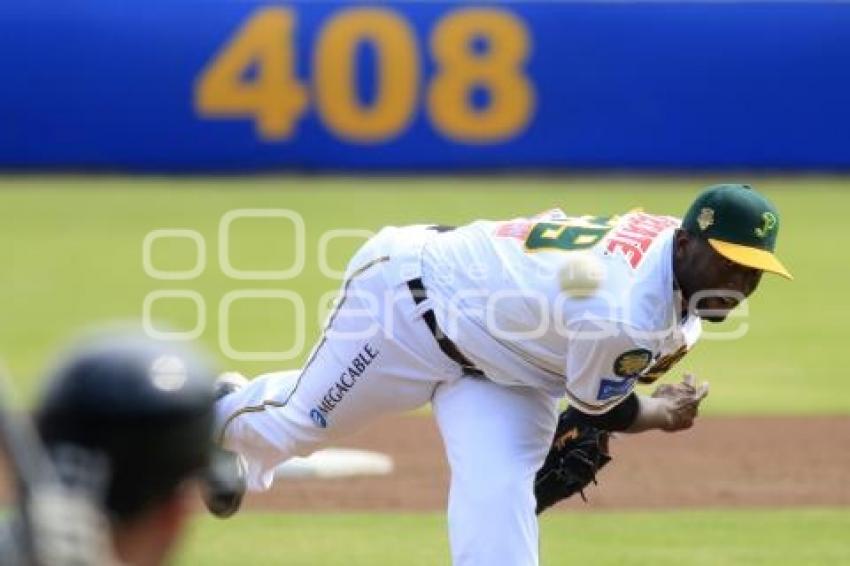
<box><xmin>708</xmin><ymin>239</ymin><xmax>793</xmax><ymax>279</ymax></box>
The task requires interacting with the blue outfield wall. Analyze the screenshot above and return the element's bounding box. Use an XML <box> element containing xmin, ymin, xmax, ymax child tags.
<box><xmin>1</xmin><ymin>1</ymin><xmax>849</xmax><ymax>171</ymax></box>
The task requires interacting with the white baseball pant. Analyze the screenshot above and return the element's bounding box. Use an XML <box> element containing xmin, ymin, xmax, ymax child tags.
<box><xmin>216</xmin><ymin>227</ymin><xmax>559</xmax><ymax>566</ymax></box>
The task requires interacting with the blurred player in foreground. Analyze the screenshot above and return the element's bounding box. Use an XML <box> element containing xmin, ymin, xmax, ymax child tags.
<box><xmin>0</xmin><ymin>332</ymin><xmax>218</xmax><ymax>565</ymax></box>
<box><xmin>210</xmin><ymin>184</ymin><xmax>791</xmax><ymax>566</ymax></box>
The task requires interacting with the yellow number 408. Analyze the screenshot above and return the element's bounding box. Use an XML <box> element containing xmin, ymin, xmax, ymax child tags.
<box><xmin>195</xmin><ymin>7</ymin><xmax>535</xmax><ymax>144</ymax></box>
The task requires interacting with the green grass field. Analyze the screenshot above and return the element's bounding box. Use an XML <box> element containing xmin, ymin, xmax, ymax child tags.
<box><xmin>1</xmin><ymin>175</ymin><xmax>848</xmax><ymax>564</ymax></box>
<box><xmin>177</xmin><ymin>509</ymin><xmax>850</xmax><ymax>565</ymax></box>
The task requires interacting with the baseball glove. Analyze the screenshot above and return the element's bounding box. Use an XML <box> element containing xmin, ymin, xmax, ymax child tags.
<box><xmin>534</xmin><ymin>416</ymin><xmax>612</xmax><ymax>515</ymax></box>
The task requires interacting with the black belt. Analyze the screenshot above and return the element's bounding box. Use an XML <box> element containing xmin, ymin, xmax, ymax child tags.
<box><xmin>407</xmin><ymin>278</ymin><xmax>484</xmax><ymax>376</ymax></box>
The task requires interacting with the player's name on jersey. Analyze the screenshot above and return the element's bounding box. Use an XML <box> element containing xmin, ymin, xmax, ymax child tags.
<box><xmin>605</xmin><ymin>213</ymin><xmax>679</xmax><ymax>269</ymax></box>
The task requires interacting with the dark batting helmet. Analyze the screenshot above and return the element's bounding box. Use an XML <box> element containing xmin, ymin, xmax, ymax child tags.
<box><xmin>34</xmin><ymin>332</ymin><xmax>217</xmax><ymax>520</ymax></box>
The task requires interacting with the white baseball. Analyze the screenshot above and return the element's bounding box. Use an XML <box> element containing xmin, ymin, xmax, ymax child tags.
<box><xmin>559</xmin><ymin>252</ymin><xmax>606</xmax><ymax>298</ymax></box>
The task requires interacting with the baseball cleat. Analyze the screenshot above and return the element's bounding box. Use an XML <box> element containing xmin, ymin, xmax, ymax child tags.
<box><xmin>202</xmin><ymin>372</ymin><xmax>249</xmax><ymax>518</ymax></box>
<box><xmin>202</xmin><ymin>448</ymin><xmax>246</xmax><ymax>518</ymax></box>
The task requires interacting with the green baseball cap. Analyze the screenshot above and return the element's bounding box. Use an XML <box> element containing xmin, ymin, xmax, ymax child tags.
<box><xmin>682</xmin><ymin>184</ymin><xmax>792</xmax><ymax>279</ymax></box>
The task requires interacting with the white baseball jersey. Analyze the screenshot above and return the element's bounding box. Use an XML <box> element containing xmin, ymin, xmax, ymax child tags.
<box><xmin>218</xmin><ymin>212</ymin><xmax>704</xmax><ymax>565</ymax></box>
<box><xmin>421</xmin><ymin>209</ymin><xmax>703</xmax><ymax>413</ymax></box>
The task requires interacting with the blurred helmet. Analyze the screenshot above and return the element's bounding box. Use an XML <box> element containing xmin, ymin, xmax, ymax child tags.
<box><xmin>34</xmin><ymin>332</ymin><xmax>217</xmax><ymax>520</ymax></box>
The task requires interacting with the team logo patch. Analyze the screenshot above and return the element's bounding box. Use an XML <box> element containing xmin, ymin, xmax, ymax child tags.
<box><xmin>640</xmin><ymin>345</ymin><xmax>688</xmax><ymax>384</ymax></box>
<box><xmin>310</xmin><ymin>408</ymin><xmax>327</xmax><ymax>429</ymax></box>
<box><xmin>598</xmin><ymin>378</ymin><xmax>636</xmax><ymax>401</ymax></box>
<box><xmin>754</xmin><ymin>211</ymin><xmax>777</xmax><ymax>238</ymax></box>
<box><xmin>613</xmin><ymin>348</ymin><xmax>653</xmax><ymax>378</ymax></box>
<box><xmin>697</xmin><ymin>207</ymin><xmax>715</xmax><ymax>231</ymax></box>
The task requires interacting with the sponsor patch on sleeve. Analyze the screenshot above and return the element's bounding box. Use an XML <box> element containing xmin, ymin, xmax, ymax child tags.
<box><xmin>597</xmin><ymin>377</ymin><xmax>636</xmax><ymax>401</ymax></box>
<box><xmin>613</xmin><ymin>348</ymin><xmax>653</xmax><ymax>378</ymax></box>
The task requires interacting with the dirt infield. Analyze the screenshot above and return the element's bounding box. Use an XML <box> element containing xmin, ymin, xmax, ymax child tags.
<box><xmin>245</xmin><ymin>415</ymin><xmax>850</xmax><ymax>512</ymax></box>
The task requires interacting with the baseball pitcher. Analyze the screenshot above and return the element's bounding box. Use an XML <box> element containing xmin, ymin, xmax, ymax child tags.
<box><xmin>207</xmin><ymin>184</ymin><xmax>790</xmax><ymax>565</ymax></box>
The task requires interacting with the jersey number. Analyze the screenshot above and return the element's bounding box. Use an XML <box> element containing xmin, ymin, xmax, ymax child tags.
<box><xmin>524</xmin><ymin>218</ymin><xmax>613</xmax><ymax>252</ymax></box>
